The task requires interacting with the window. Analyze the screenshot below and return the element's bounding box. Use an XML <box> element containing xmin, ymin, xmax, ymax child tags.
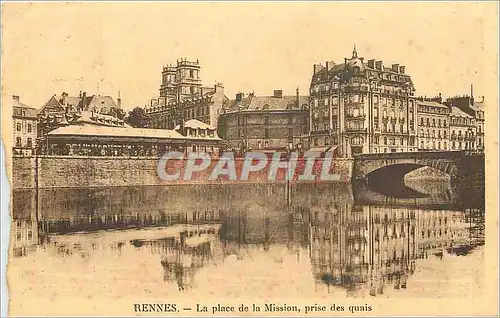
<box><xmin>384</xmin><ymin>137</ymin><xmax>387</xmax><ymax>145</ymax></box>
<box><xmin>264</xmin><ymin>116</ymin><xmax>269</xmax><ymax>125</ymax></box>
<box><xmin>420</xmin><ymin>118</ymin><xmax>424</xmax><ymax>125</ymax></box>
<box><xmin>264</xmin><ymin>128</ymin><xmax>269</xmax><ymax>139</ymax></box>
<box><xmin>27</xmin><ymin>138</ymin><xmax>32</xmax><ymax>148</ymax></box>
<box><xmin>426</xmin><ymin>118</ymin><xmax>430</xmax><ymax>126</ymax></box>
<box><xmin>16</xmin><ymin>137</ymin><xmax>21</xmax><ymax>147</ymax></box>
<box><xmin>190</xmin><ymin>70</ymin><xmax>194</xmax><ymax>78</ymax></box>
<box><xmin>16</xmin><ymin>123</ymin><xmax>21</xmax><ymax>131</ymax></box>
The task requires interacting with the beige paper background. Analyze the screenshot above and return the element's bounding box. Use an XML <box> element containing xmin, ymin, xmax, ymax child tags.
<box><xmin>1</xmin><ymin>1</ymin><xmax>498</xmax><ymax>316</ymax></box>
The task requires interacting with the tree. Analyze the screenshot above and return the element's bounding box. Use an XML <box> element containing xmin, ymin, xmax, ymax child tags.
<box><xmin>109</xmin><ymin>107</ymin><xmax>127</xmax><ymax>120</ymax></box>
<box><xmin>125</xmin><ymin>107</ymin><xmax>152</xmax><ymax>128</ymax></box>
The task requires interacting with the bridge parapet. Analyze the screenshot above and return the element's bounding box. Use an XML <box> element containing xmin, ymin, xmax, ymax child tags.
<box><xmin>354</xmin><ymin>151</ymin><xmax>466</xmax><ymax>161</ymax></box>
<box><xmin>353</xmin><ymin>151</ymin><xmax>483</xmax><ymax>183</ymax></box>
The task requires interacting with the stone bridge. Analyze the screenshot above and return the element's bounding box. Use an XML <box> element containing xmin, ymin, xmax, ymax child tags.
<box><xmin>353</xmin><ymin>151</ymin><xmax>484</xmax><ymax>183</ymax></box>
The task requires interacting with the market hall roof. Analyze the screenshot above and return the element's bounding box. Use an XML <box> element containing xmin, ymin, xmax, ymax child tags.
<box><xmin>47</xmin><ymin>124</ymin><xmax>222</xmax><ymax>141</ymax></box>
<box><xmin>174</xmin><ymin>119</ymin><xmax>216</xmax><ymax>131</ymax></box>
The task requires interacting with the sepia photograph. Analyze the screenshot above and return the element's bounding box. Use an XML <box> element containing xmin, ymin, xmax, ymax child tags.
<box><xmin>1</xmin><ymin>1</ymin><xmax>498</xmax><ymax>317</ymax></box>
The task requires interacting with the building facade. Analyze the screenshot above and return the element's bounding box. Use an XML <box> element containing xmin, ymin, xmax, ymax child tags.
<box><xmin>147</xmin><ymin>58</ymin><xmax>228</xmax><ymax>129</ymax></box>
<box><xmin>309</xmin><ymin>47</ymin><xmax>418</xmax><ymax>156</ymax></box>
<box><xmin>449</xmin><ymin>106</ymin><xmax>475</xmax><ymax>151</ymax></box>
<box><xmin>147</xmin><ymin>83</ymin><xmax>226</xmax><ymax>129</ymax></box>
<box><xmin>445</xmin><ymin>94</ymin><xmax>484</xmax><ymax>152</ymax></box>
<box><xmin>12</xmin><ymin>95</ymin><xmax>38</xmax><ymax>156</ymax></box>
<box><xmin>416</xmin><ymin>97</ymin><xmax>450</xmax><ymax>151</ymax></box>
<box><xmin>218</xmin><ymin>90</ymin><xmax>309</xmax><ymax>151</ymax></box>
<box><xmin>37</xmin><ymin>91</ymin><xmax>125</xmax><ymax>154</ymax></box>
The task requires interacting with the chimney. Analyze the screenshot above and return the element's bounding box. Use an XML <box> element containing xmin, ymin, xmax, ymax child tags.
<box><xmin>117</xmin><ymin>91</ymin><xmax>122</xmax><ymax>108</ymax></box>
<box><xmin>61</xmin><ymin>92</ymin><xmax>68</xmax><ymax>105</ymax></box>
<box><xmin>392</xmin><ymin>64</ymin><xmax>399</xmax><ymax>72</ymax></box>
<box><xmin>367</xmin><ymin>59</ymin><xmax>375</xmax><ymax>69</ymax></box>
<box><xmin>12</xmin><ymin>95</ymin><xmax>20</xmax><ymax>102</ymax></box>
<box><xmin>215</xmin><ymin>82</ymin><xmax>224</xmax><ymax>93</ymax></box>
<box><xmin>375</xmin><ymin>60</ymin><xmax>383</xmax><ymax>70</ymax></box>
<box><xmin>313</xmin><ymin>63</ymin><xmax>324</xmax><ymax>75</ymax></box>
<box><xmin>273</xmin><ymin>90</ymin><xmax>283</xmax><ymax>98</ymax></box>
<box><xmin>81</xmin><ymin>92</ymin><xmax>86</xmax><ymax>109</ymax></box>
<box><xmin>296</xmin><ymin>87</ymin><xmax>300</xmax><ymax>107</ymax></box>
<box><xmin>399</xmin><ymin>66</ymin><xmax>406</xmax><ymax>74</ymax></box>
<box><xmin>470</xmin><ymin>84</ymin><xmax>474</xmax><ymax>98</ymax></box>
<box><xmin>236</xmin><ymin>92</ymin><xmax>244</xmax><ymax>102</ymax></box>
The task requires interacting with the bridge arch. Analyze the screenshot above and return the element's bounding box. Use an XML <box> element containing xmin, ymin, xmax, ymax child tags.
<box><xmin>353</xmin><ymin>151</ymin><xmax>464</xmax><ymax>182</ymax></box>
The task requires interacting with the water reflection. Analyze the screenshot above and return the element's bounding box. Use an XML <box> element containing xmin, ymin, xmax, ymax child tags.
<box><xmin>11</xmin><ymin>181</ymin><xmax>485</xmax><ymax>298</ymax></box>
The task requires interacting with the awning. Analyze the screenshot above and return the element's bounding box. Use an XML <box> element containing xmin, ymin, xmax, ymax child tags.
<box><xmin>308</xmin><ymin>146</ymin><xmax>338</xmax><ymax>152</ymax></box>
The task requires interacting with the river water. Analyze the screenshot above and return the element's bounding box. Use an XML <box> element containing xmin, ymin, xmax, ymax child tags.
<box><xmin>9</xmin><ymin>179</ymin><xmax>485</xmax><ymax>312</ymax></box>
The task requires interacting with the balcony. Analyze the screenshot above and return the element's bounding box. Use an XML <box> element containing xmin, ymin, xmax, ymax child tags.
<box><xmin>345</xmin><ymin>127</ymin><xmax>367</xmax><ymax>133</ymax></box>
<box><xmin>345</xmin><ymin>113</ymin><xmax>366</xmax><ymax>120</ymax></box>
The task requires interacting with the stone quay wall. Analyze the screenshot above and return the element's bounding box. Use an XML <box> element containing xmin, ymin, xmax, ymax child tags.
<box><xmin>12</xmin><ymin>155</ymin><xmax>354</xmax><ymax>189</ymax></box>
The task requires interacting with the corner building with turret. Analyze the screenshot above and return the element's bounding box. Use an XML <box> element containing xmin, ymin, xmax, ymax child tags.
<box><xmin>309</xmin><ymin>46</ymin><xmax>418</xmax><ymax>156</ymax></box>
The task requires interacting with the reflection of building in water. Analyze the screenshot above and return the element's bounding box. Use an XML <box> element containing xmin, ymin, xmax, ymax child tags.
<box><xmin>417</xmin><ymin>209</ymin><xmax>469</xmax><ymax>258</ymax></box>
<box><xmin>310</xmin><ymin>205</ymin><xmax>478</xmax><ymax>297</ymax></box>
<box><xmin>155</xmin><ymin>226</ymin><xmax>220</xmax><ymax>291</ymax></box>
<box><xmin>11</xmin><ymin>219</ymin><xmax>39</xmax><ymax>257</ymax></box>
<box><xmin>309</xmin><ymin>204</ymin><xmax>416</xmax><ymax>297</ymax></box>
<box><xmin>218</xmin><ymin>204</ymin><xmax>310</xmax><ymax>253</ymax></box>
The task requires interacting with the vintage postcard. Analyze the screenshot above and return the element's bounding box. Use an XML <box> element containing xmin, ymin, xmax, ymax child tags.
<box><xmin>1</xmin><ymin>1</ymin><xmax>498</xmax><ymax>317</ymax></box>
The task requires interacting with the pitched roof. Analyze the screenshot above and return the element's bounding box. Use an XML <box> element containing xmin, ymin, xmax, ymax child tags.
<box><xmin>42</xmin><ymin>93</ymin><xmax>118</xmax><ymax>114</ymax></box>
<box><xmin>47</xmin><ymin>124</ymin><xmax>221</xmax><ymax>141</ymax></box>
<box><xmin>39</xmin><ymin>110</ymin><xmax>128</xmax><ymax>128</ymax></box>
<box><xmin>174</xmin><ymin>119</ymin><xmax>215</xmax><ymax>130</ymax></box>
<box><xmin>416</xmin><ymin>100</ymin><xmax>449</xmax><ymax>109</ymax></box>
<box><xmin>450</xmin><ymin>106</ymin><xmax>473</xmax><ymax>118</ymax></box>
<box><xmin>12</xmin><ymin>105</ymin><xmax>38</xmax><ymax>118</ymax></box>
<box><xmin>223</xmin><ymin>95</ymin><xmax>309</xmax><ymax>113</ymax></box>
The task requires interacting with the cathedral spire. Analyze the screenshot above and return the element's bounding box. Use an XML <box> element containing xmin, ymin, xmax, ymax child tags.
<box><xmin>352</xmin><ymin>43</ymin><xmax>358</xmax><ymax>58</ymax></box>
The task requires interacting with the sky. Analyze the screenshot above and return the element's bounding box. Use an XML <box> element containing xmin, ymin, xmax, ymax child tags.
<box><xmin>1</xmin><ymin>2</ymin><xmax>498</xmax><ymax>111</ymax></box>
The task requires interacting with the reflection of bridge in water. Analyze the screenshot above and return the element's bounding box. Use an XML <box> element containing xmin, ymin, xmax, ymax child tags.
<box><xmin>11</xmin><ymin>181</ymin><xmax>485</xmax><ymax>297</ymax></box>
